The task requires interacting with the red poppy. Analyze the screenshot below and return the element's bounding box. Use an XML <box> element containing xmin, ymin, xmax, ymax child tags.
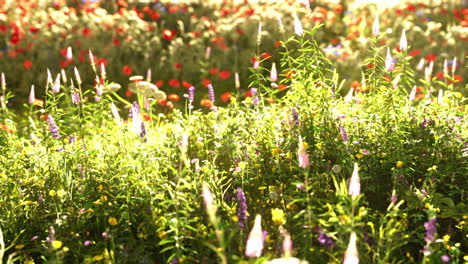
<box><xmin>96</xmin><ymin>57</ymin><xmax>108</xmax><ymax>66</ymax></box>
<box><xmin>162</xmin><ymin>28</ymin><xmax>175</xmax><ymax>41</ymax></box>
<box><xmin>112</xmin><ymin>38</ymin><xmax>121</xmax><ymax>46</ymax></box>
<box><xmin>449</xmin><ymin>75</ymin><xmax>463</xmax><ymax>84</ymax></box>
<box><xmin>174</xmin><ymin>63</ymin><xmax>182</xmax><ymax>70</ymax></box>
<box><xmin>23</xmin><ymin>60</ymin><xmax>32</xmax><ymax>70</ymax></box>
<box><xmin>168</xmin><ymin>5</ymin><xmax>179</xmax><ymax>13</ymax></box>
<box><xmin>0</xmin><ymin>123</ymin><xmax>14</xmax><ymax>133</ymax></box>
<box><xmin>209</xmin><ymin>68</ymin><xmax>218</xmax><ymax>75</ymax></box>
<box><xmin>260</xmin><ymin>52</ymin><xmax>272</xmax><ymax>60</ymax></box>
<box><xmin>166</xmin><ymin>101</ymin><xmax>174</xmax><ymax>109</ymax></box>
<box><xmin>125</xmin><ymin>90</ymin><xmax>133</xmax><ymax>97</ymax></box>
<box><xmin>29</xmin><ymin>26</ymin><xmax>39</xmax><ymax>33</ymax></box>
<box><xmin>244</xmin><ymin>90</ymin><xmax>252</xmax><ymax>98</ymax></box>
<box><xmin>168</xmin><ymin>94</ymin><xmax>180</xmax><ymax>101</ymax></box>
<box><xmin>200</xmin><ymin>99</ymin><xmax>213</xmax><ymax>108</ymax></box>
<box><xmin>82</xmin><ymin>28</ymin><xmax>92</xmax><ymax>37</ymax></box>
<box><xmin>350</xmin><ymin>80</ymin><xmax>361</xmax><ymax>92</ymax></box>
<box><xmin>59</xmin><ymin>59</ymin><xmax>72</xmax><ymax>68</ymax></box>
<box><xmin>408</xmin><ymin>49</ymin><xmax>421</xmax><ymax>57</ymax></box>
<box><xmin>425</xmin><ymin>53</ymin><xmax>437</xmax><ymax>62</ymax></box>
<box><xmin>60</xmin><ymin>48</ymin><xmax>68</xmax><ymax>57</ymax></box>
<box><xmin>155</xmin><ymin>80</ymin><xmax>163</xmax><ymax>88</ymax></box>
<box><xmin>168</xmin><ymin>79</ymin><xmax>180</xmax><ymax>87</ymax></box>
<box><xmin>435</xmin><ymin>72</ymin><xmax>444</xmax><ymax>80</ymax></box>
<box><xmin>182</xmin><ymin>81</ymin><xmax>192</xmax><ymax>89</ymax></box>
<box><xmin>10</xmin><ymin>34</ymin><xmax>20</xmax><ymax>45</ymax></box>
<box><xmin>122</xmin><ymin>65</ymin><xmax>133</xmax><ymax>75</ymax></box>
<box><xmin>285</xmin><ymin>69</ymin><xmax>295</xmax><ymax>79</ymax></box>
<box><xmin>220</xmin><ymin>92</ymin><xmax>232</xmax><ymax>102</ymax></box>
<box><xmin>218</xmin><ymin>71</ymin><xmax>231</xmax><ymax>80</ymax></box>
<box><xmin>274</xmin><ymin>41</ymin><xmax>281</xmax><ymax>47</ymax></box>
<box><xmin>278</xmin><ymin>84</ymin><xmax>288</xmax><ymax>91</ymax></box>
<box><xmin>201</xmin><ymin>78</ymin><xmax>211</xmax><ymax>87</ymax></box>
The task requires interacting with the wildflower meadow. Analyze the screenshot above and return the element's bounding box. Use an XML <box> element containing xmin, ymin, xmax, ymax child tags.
<box><xmin>0</xmin><ymin>0</ymin><xmax>467</xmax><ymax>263</ymax></box>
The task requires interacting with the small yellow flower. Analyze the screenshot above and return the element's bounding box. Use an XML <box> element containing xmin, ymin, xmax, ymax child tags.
<box><xmin>100</xmin><ymin>195</ymin><xmax>108</xmax><ymax>202</ymax></box>
<box><xmin>286</xmin><ymin>202</ymin><xmax>298</xmax><ymax>210</ymax></box>
<box><xmin>396</xmin><ymin>161</ymin><xmax>403</xmax><ymax>167</ymax></box>
<box><xmin>356</xmin><ymin>153</ymin><xmax>364</xmax><ymax>159</ymax></box>
<box><xmin>15</xmin><ymin>244</ymin><xmax>25</xmax><ymax>249</ymax></box>
<box><xmin>57</xmin><ymin>189</ymin><xmax>66</xmax><ymax>198</ymax></box>
<box><xmin>92</xmin><ymin>255</ymin><xmax>104</xmax><ymax>261</ymax></box>
<box><xmin>271</xmin><ymin>208</ymin><xmax>286</xmax><ymax>225</ymax></box>
<box><xmin>49</xmin><ymin>190</ymin><xmax>56</xmax><ymax>197</ymax></box>
<box><xmin>157</xmin><ymin>230</ymin><xmax>167</xmax><ymax>239</ymax></box>
<box><xmin>108</xmin><ymin>217</ymin><xmax>118</xmax><ymax>226</ymax></box>
<box><xmin>63</xmin><ymin>247</ymin><xmax>69</xmax><ymax>252</ymax></box>
<box><xmin>51</xmin><ymin>240</ymin><xmax>63</xmax><ymax>249</ymax></box>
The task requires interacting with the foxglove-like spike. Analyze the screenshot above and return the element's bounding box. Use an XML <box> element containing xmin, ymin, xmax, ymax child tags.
<box><xmin>270</xmin><ymin>62</ymin><xmax>278</xmax><ymax>82</ymax></box>
<box><xmin>399</xmin><ymin>29</ymin><xmax>407</xmax><ymax>51</ymax></box>
<box><xmin>52</xmin><ymin>74</ymin><xmax>61</xmax><ymax>93</ymax></box>
<box><xmin>29</xmin><ymin>85</ymin><xmax>35</xmax><ymax>104</ymax></box>
<box><xmin>372</xmin><ymin>15</ymin><xmax>380</xmax><ymax>36</ymax></box>
<box><xmin>293</xmin><ymin>12</ymin><xmax>304</xmax><ymax>36</ymax></box>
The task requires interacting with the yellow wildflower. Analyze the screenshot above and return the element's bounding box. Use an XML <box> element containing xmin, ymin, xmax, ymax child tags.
<box><xmin>108</xmin><ymin>217</ymin><xmax>118</xmax><ymax>226</ymax></box>
<box><xmin>57</xmin><ymin>189</ymin><xmax>66</xmax><ymax>198</ymax></box>
<box><xmin>271</xmin><ymin>208</ymin><xmax>286</xmax><ymax>225</ymax></box>
<box><xmin>51</xmin><ymin>240</ymin><xmax>63</xmax><ymax>249</ymax></box>
<box><xmin>15</xmin><ymin>244</ymin><xmax>24</xmax><ymax>249</ymax></box>
<box><xmin>396</xmin><ymin>161</ymin><xmax>403</xmax><ymax>167</ymax></box>
<box><xmin>49</xmin><ymin>190</ymin><xmax>56</xmax><ymax>197</ymax></box>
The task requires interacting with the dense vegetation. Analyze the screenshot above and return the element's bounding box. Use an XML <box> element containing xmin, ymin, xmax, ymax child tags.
<box><xmin>0</xmin><ymin>0</ymin><xmax>466</xmax><ymax>263</ymax></box>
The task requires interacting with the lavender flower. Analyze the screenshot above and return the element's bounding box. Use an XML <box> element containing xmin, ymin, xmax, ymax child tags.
<box><xmin>424</xmin><ymin>218</ymin><xmax>437</xmax><ymax>243</ymax></box>
<box><xmin>236</xmin><ymin>187</ymin><xmax>248</xmax><ymax>229</ymax></box>
<box><xmin>83</xmin><ymin>240</ymin><xmax>91</xmax><ymax>246</ymax></box>
<box><xmin>291</xmin><ymin>107</ymin><xmax>299</xmax><ymax>125</ymax></box>
<box><xmin>140</xmin><ymin>122</ymin><xmax>147</xmax><ymax>140</ymax></box>
<box><xmin>207</xmin><ymin>84</ymin><xmax>215</xmax><ymax>102</ymax></box>
<box><xmin>47</xmin><ymin>115</ymin><xmax>60</xmax><ymax>139</ymax></box>
<box><xmin>339</xmin><ymin>125</ymin><xmax>349</xmax><ymax>142</ymax></box>
<box><xmin>188</xmin><ymin>86</ymin><xmax>195</xmax><ymax>109</ymax></box>
<box><xmin>316</xmin><ymin>228</ymin><xmax>334</xmax><ymax>249</ymax></box>
<box><xmin>71</xmin><ymin>88</ymin><xmax>80</xmax><ymax>105</ymax></box>
<box><xmin>130</xmin><ymin>102</ymin><xmax>144</xmax><ymax>138</ymax></box>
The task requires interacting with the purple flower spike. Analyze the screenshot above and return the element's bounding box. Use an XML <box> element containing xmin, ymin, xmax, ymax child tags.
<box><xmin>424</xmin><ymin>218</ymin><xmax>437</xmax><ymax>243</ymax></box>
<box><xmin>47</xmin><ymin>115</ymin><xmax>61</xmax><ymax>139</ymax></box>
<box><xmin>236</xmin><ymin>187</ymin><xmax>248</xmax><ymax>229</ymax></box>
